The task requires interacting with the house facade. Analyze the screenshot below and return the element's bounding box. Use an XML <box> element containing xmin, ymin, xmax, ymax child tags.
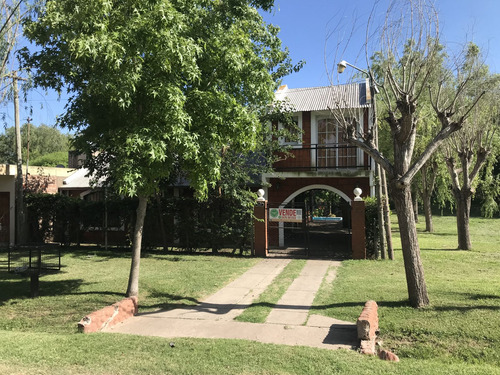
<box><xmin>0</xmin><ymin>165</ymin><xmax>75</xmax><ymax>246</ymax></box>
<box><xmin>263</xmin><ymin>82</ymin><xmax>375</xmax><ymax>248</ymax></box>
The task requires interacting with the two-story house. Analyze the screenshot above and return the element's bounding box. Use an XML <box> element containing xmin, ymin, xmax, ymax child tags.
<box><xmin>263</xmin><ymin>82</ymin><xmax>375</xmax><ymax>251</ymax></box>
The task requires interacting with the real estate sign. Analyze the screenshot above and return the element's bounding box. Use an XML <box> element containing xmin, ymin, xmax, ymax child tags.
<box><xmin>269</xmin><ymin>208</ymin><xmax>303</xmax><ymax>223</ymax></box>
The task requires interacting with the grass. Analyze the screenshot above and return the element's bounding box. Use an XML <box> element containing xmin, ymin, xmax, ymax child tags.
<box><xmin>5</xmin><ymin>331</ymin><xmax>500</xmax><ymax>375</ymax></box>
<box><xmin>0</xmin><ymin>249</ymin><xmax>259</xmax><ymax>334</ymax></box>
<box><xmin>1</xmin><ymin>216</ymin><xmax>499</xmax><ymax>374</ymax></box>
<box><xmin>312</xmin><ymin>215</ymin><xmax>500</xmax><ymax>369</ymax></box>
<box><xmin>235</xmin><ymin>259</ymin><xmax>306</xmax><ymax>323</ymax></box>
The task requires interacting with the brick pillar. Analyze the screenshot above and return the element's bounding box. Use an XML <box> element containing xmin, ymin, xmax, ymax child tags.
<box><xmin>351</xmin><ymin>200</ymin><xmax>366</xmax><ymax>259</ymax></box>
<box><xmin>254</xmin><ymin>200</ymin><xmax>268</xmax><ymax>257</ymax></box>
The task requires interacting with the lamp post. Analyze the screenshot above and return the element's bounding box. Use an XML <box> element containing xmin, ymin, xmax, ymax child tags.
<box><xmin>338</xmin><ymin>60</ymin><xmax>393</xmax><ymax>260</ymax></box>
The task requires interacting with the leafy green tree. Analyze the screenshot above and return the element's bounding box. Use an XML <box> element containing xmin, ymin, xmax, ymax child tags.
<box><xmin>30</xmin><ymin>151</ymin><xmax>68</xmax><ymax>167</ymax></box>
<box><xmin>476</xmin><ymin>155</ymin><xmax>500</xmax><ymax>218</ymax></box>
<box><xmin>22</xmin><ymin>0</ymin><xmax>292</xmax><ymax>297</ymax></box>
<box><xmin>0</xmin><ymin>123</ymin><xmax>69</xmax><ymax>164</ymax></box>
<box><xmin>202</xmin><ymin>99</ymin><xmax>301</xmax><ymax>253</ymax></box>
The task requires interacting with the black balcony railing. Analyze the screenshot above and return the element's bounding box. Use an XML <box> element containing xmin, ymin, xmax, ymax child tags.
<box><xmin>274</xmin><ymin>144</ymin><xmax>370</xmax><ymax>172</ymax></box>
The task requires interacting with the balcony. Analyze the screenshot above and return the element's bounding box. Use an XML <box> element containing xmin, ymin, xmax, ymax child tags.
<box><xmin>273</xmin><ymin>144</ymin><xmax>370</xmax><ymax>172</ymax></box>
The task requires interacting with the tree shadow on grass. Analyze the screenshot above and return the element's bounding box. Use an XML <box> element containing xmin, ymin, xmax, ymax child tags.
<box><xmin>429</xmin><ymin>292</ymin><xmax>500</xmax><ymax>312</ymax></box>
<box><xmin>416</xmin><ymin>230</ymin><xmax>457</xmax><ymax>237</ymax></box>
<box><xmin>432</xmin><ymin>304</ymin><xmax>500</xmax><ymax>312</ymax></box>
<box><xmin>64</xmin><ymin>248</ymin><xmax>132</xmax><ymax>261</ymax></box>
<box><xmin>0</xmin><ymin>277</ymin><xmax>85</xmax><ymax>305</ymax></box>
<box><xmin>0</xmin><ymin>268</ymin><xmax>125</xmax><ymax>306</ymax></box>
<box><xmin>139</xmin><ymin>297</ymin><xmax>413</xmax><ymax>316</ymax></box>
<box><xmin>420</xmin><ymin>248</ymin><xmax>467</xmax><ymax>252</ymax></box>
<box><xmin>310</xmin><ymin>299</ymin><xmax>412</xmax><ymax>312</ymax></box>
<box><xmin>60</xmin><ymin>247</ymin><xmax>252</xmax><ymax>263</ymax></box>
<box><xmin>139</xmin><ymin>291</ymin><xmax>201</xmax><ymax>311</ymax></box>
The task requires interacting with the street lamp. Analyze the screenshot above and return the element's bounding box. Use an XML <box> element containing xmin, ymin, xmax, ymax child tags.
<box><xmin>337</xmin><ymin>60</ymin><xmax>379</xmax><ymax>93</ymax></box>
<box><xmin>337</xmin><ymin>60</ymin><xmax>367</xmax><ymax>75</ymax></box>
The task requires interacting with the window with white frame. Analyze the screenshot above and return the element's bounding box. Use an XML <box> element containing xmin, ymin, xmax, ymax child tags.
<box><xmin>278</xmin><ymin>113</ymin><xmax>302</xmax><ymax>146</ymax></box>
<box><xmin>316</xmin><ymin>116</ymin><xmax>357</xmax><ymax>168</ymax></box>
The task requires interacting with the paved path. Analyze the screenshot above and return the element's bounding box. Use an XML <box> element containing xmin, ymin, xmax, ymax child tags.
<box><xmin>105</xmin><ymin>258</ymin><xmax>358</xmax><ymax>350</ymax></box>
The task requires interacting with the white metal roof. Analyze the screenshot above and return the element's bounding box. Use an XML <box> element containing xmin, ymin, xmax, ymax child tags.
<box><xmin>62</xmin><ymin>168</ymin><xmax>92</xmax><ymax>189</ymax></box>
<box><xmin>274</xmin><ymin>81</ymin><xmax>371</xmax><ymax>112</ymax></box>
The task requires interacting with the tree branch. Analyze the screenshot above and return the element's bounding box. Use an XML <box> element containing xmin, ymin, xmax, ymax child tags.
<box><xmin>444</xmin><ymin>156</ymin><xmax>461</xmax><ymax>191</ymax></box>
<box><xmin>400</xmin><ymin>123</ymin><xmax>461</xmax><ymax>186</ymax></box>
<box><xmin>469</xmin><ymin>147</ymin><xmax>490</xmax><ymax>183</ymax></box>
<box><xmin>346</xmin><ymin>136</ymin><xmax>394</xmax><ymax>176</ymax></box>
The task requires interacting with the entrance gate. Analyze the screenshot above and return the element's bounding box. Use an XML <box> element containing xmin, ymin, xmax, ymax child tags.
<box><xmin>267</xmin><ymin>201</ymin><xmax>352</xmax><ymax>258</ymax></box>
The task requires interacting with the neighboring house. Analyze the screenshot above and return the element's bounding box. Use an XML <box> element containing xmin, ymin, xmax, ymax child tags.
<box><xmin>265</xmin><ymin>82</ymin><xmax>375</xmax><ymax>247</ymax></box>
<box><xmin>0</xmin><ymin>164</ymin><xmax>76</xmax><ymax>246</ymax></box>
<box><xmin>59</xmin><ymin>167</ymin><xmax>99</xmax><ymax>200</ymax></box>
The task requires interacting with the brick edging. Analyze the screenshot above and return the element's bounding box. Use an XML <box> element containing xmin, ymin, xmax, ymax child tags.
<box><xmin>78</xmin><ymin>296</ymin><xmax>138</xmax><ymax>333</ymax></box>
<box><xmin>357</xmin><ymin>300</ymin><xmax>379</xmax><ymax>355</ymax></box>
<box><xmin>357</xmin><ymin>300</ymin><xmax>399</xmax><ymax>362</ymax></box>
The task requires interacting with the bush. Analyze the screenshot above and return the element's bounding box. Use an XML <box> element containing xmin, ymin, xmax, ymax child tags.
<box><xmin>24</xmin><ymin>194</ymin><xmax>79</xmax><ymax>243</ymax></box>
<box><xmin>24</xmin><ymin>192</ymin><xmax>253</xmax><ymax>252</ymax></box>
<box><xmin>364</xmin><ymin>196</ymin><xmax>379</xmax><ymax>259</ymax></box>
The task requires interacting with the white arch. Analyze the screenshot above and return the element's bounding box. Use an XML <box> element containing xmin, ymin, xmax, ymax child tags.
<box><xmin>280</xmin><ymin>184</ymin><xmax>352</xmax><ymax>207</ymax></box>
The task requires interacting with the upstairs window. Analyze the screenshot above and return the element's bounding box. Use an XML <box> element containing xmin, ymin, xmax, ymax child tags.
<box><xmin>279</xmin><ymin>113</ymin><xmax>302</xmax><ymax>146</ymax></box>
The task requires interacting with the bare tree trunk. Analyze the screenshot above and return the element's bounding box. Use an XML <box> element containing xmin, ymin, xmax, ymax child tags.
<box><xmin>381</xmin><ymin>168</ymin><xmax>394</xmax><ymax>260</ymax></box>
<box><xmin>390</xmin><ymin>183</ymin><xmax>429</xmax><ymax>308</ymax></box>
<box><xmin>412</xmin><ymin>189</ymin><xmax>419</xmax><ymax>223</ymax></box>
<box><xmin>126</xmin><ymin>196</ymin><xmax>148</xmax><ymax>297</ymax></box>
<box><xmin>423</xmin><ymin>191</ymin><xmax>433</xmax><ymax>233</ymax></box>
<box><xmin>454</xmin><ymin>189</ymin><xmax>472</xmax><ymax>250</ymax></box>
<box><xmin>376</xmin><ymin>165</ymin><xmax>387</xmax><ymax>259</ymax></box>
<box><xmin>445</xmin><ymin>151</ymin><xmax>487</xmax><ymax>251</ymax></box>
<box><xmin>421</xmin><ymin>162</ymin><xmax>437</xmax><ymax>232</ymax></box>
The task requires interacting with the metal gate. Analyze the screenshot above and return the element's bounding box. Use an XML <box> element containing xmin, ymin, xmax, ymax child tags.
<box><xmin>267</xmin><ymin>200</ymin><xmax>351</xmax><ymax>258</ymax></box>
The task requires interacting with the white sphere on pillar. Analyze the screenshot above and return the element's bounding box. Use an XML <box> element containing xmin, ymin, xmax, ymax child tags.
<box><xmin>353</xmin><ymin>187</ymin><xmax>363</xmax><ymax>201</ymax></box>
<box><xmin>257</xmin><ymin>189</ymin><xmax>266</xmax><ymax>202</ymax></box>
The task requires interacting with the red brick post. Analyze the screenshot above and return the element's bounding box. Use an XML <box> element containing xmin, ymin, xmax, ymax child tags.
<box><xmin>254</xmin><ymin>197</ymin><xmax>268</xmax><ymax>257</ymax></box>
<box><xmin>351</xmin><ymin>197</ymin><xmax>366</xmax><ymax>260</ymax></box>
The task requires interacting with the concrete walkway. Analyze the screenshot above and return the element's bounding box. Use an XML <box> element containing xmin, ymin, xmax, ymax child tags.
<box><xmin>105</xmin><ymin>258</ymin><xmax>358</xmax><ymax>350</ymax></box>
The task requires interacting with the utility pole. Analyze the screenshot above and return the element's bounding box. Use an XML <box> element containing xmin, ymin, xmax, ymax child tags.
<box><xmin>13</xmin><ymin>71</ymin><xmax>24</xmax><ymax>244</ymax></box>
<box><xmin>11</xmin><ymin>71</ymin><xmax>27</xmax><ymax>245</ymax></box>
<box><xmin>25</xmin><ymin>117</ymin><xmax>32</xmax><ymax>186</ymax></box>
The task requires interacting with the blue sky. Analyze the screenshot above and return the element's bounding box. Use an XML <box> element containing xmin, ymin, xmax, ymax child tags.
<box><xmin>264</xmin><ymin>0</ymin><xmax>500</xmax><ymax>89</ymax></box>
<box><xmin>3</xmin><ymin>0</ymin><xmax>499</xmax><ymax>129</ymax></box>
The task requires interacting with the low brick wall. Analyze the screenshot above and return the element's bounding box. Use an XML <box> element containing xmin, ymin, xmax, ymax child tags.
<box><xmin>357</xmin><ymin>300</ymin><xmax>399</xmax><ymax>362</ymax></box>
<box><xmin>78</xmin><ymin>297</ymin><xmax>138</xmax><ymax>333</ymax></box>
<box><xmin>357</xmin><ymin>300</ymin><xmax>379</xmax><ymax>355</ymax></box>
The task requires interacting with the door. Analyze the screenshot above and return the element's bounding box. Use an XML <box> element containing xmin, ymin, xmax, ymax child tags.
<box><xmin>317</xmin><ymin>118</ymin><xmax>337</xmax><ymax>168</ymax></box>
<box><xmin>317</xmin><ymin>118</ymin><xmax>356</xmax><ymax>168</ymax></box>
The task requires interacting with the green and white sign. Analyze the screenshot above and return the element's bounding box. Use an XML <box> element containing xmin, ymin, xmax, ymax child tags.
<box><xmin>269</xmin><ymin>208</ymin><xmax>303</xmax><ymax>223</ymax></box>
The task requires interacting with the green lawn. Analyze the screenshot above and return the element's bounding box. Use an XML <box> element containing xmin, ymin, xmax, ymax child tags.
<box><xmin>1</xmin><ymin>216</ymin><xmax>500</xmax><ymax>374</ymax></box>
<box><xmin>312</xmin><ymin>215</ymin><xmax>500</xmax><ymax>369</ymax></box>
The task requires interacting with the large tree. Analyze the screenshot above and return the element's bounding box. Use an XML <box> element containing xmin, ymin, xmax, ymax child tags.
<box><xmin>0</xmin><ymin>123</ymin><xmax>69</xmax><ymax>164</ymax></box>
<box><xmin>22</xmin><ymin>0</ymin><xmax>292</xmax><ymax>297</ymax></box>
<box><xmin>331</xmin><ymin>0</ymin><xmax>485</xmax><ymax>307</ymax></box>
<box><xmin>441</xmin><ymin>46</ymin><xmax>499</xmax><ymax>249</ymax></box>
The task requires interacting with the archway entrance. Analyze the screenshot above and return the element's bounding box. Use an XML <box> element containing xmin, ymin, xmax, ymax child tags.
<box><xmin>267</xmin><ymin>185</ymin><xmax>352</xmax><ymax>258</ymax></box>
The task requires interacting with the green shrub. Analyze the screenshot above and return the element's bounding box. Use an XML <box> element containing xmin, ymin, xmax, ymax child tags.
<box><xmin>364</xmin><ymin>196</ymin><xmax>379</xmax><ymax>258</ymax></box>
